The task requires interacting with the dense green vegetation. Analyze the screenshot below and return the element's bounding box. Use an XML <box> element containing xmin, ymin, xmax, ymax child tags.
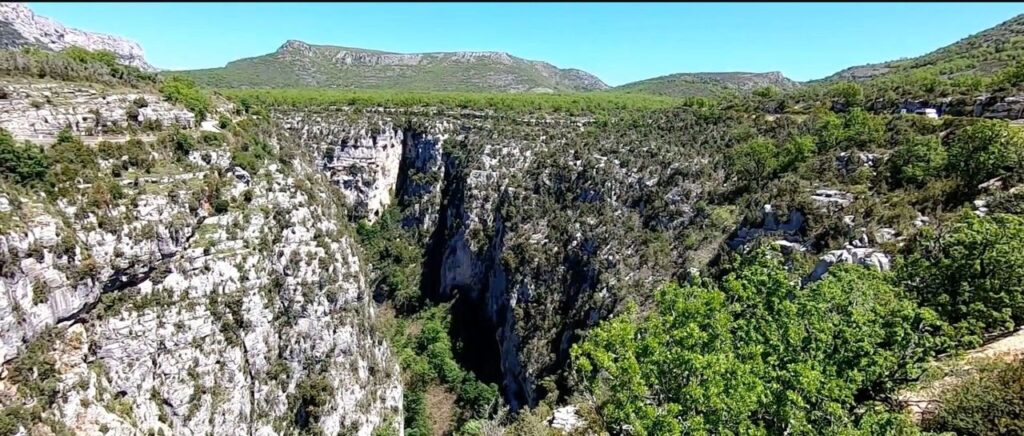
<box><xmin>219</xmin><ymin>88</ymin><xmax>700</xmax><ymax>116</ymax></box>
<box><xmin>899</xmin><ymin>212</ymin><xmax>1024</xmax><ymax>348</ymax></box>
<box><xmin>158</xmin><ymin>75</ymin><xmax>212</xmax><ymax>121</ymax></box>
<box><xmin>571</xmin><ymin>207</ymin><xmax>1024</xmax><ymax>434</ymax></box>
<box><xmin>0</xmin><ymin>46</ymin><xmax>156</xmax><ymax>88</ymax></box>
<box><xmin>0</xmin><ymin>129</ymin><xmax>48</xmax><ymax>186</ymax></box>
<box><xmin>572</xmin><ymin>253</ymin><xmax>936</xmax><ymax>435</ymax></box>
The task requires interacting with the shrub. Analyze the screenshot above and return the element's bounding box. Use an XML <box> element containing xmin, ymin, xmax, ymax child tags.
<box><xmin>213</xmin><ymin>199</ymin><xmax>229</xmax><ymax>214</ymax></box>
<box><xmin>814</xmin><ymin>108</ymin><xmax>885</xmax><ymax>151</ymax></box>
<box><xmin>945</xmin><ymin>119</ymin><xmax>1024</xmax><ymax>190</ymax></box>
<box><xmin>888</xmin><ymin>135</ymin><xmax>947</xmax><ymax>188</ymax></box>
<box><xmin>0</xmin><ymin>47</ymin><xmax>156</xmax><ymax>88</ymax></box>
<box><xmin>922</xmin><ymin>359</ymin><xmax>1024</xmax><ymax>435</ymax></box>
<box><xmin>0</xmin><ymin>128</ymin><xmax>49</xmax><ymax>186</ymax></box>
<box><xmin>47</xmin><ymin>128</ymin><xmax>99</xmax><ymax>186</ymax></box>
<box><xmin>125</xmin><ymin>104</ymin><xmax>140</xmax><ymax>122</ymax></box>
<box><xmin>158</xmin><ymin>75</ymin><xmax>211</xmax><ymax>121</ymax></box>
<box><xmin>132</xmin><ymin>96</ymin><xmax>149</xmax><ymax>108</ymax></box>
<box><xmin>160</xmin><ymin>126</ymin><xmax>195</xmax><ymax>158</ymax></box>
<box><xmin>62</xmin><ymin>46</ymin><xmax>119</xmax><ymax>67</ymax></box>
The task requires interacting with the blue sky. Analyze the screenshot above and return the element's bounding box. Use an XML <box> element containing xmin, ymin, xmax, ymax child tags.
<box><xmin>27</xmin><ymin>2</ymin><xmax>1024</xmax><ymax>86</ymax></box>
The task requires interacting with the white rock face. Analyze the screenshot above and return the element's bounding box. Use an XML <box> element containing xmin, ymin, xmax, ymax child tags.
<box><xmin>273</xmin><ymin>108</ymin><xmax>692</xmax><ymax>411</ymax></box>
<box><xmin>279</xmin><ymin>111</ymin><xmax>451</xmax><ymax>224</ymax></box>
<box><xmin>0</xmin><ymin>83</ymin><xmax>194</xmax><ymax>138</ymax></box>
<box><xmin>280</xmin><ymin>114</ymin><xmax>403</xmax><ymax>221</ymax></box>
<box><xmin>809</xmin><ymin>245</ymin><xmax>891</xmax><ymax>281</ymax></box>
<box><xmin>0</xmin><ymin>2</ymin><xmax>155</xmax><ymax>71</ymax></box>
<box><xmin>810</xmin><ymin>189</ymin><xmax>853</xmax><ymax>207</ymax></box>
<box><xmin>549</xmin><ymin>405</ymin><xmax>583</xmax><ymax>432</ymax></box>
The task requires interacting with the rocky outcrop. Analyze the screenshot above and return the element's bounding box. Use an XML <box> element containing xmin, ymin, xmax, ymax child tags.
<box><xmin>0</xmin><ymin>82</ymin><xmax>194</xmax><ymax>138</ymax></box>
<box><xmin>729</xmin><ymin>205</ymin><xmax>805</xmax><ymax>250</ymax></box>
<box><xmin>0</xmin><ymin>3</ymin><xmax>155</xmax><ymax>71</ymax></box>
<box><xmin>868</xmin><ymin>94</ymin><xmax>1024</xmax><ymax>121</ymax></box>
<box><xmin>809</xmin><ymin>246</ymin><xmax>891</xmax><ymax>281</ymax></box>
<box><xmin>549</xmin><ymin>405</ymin><xmax>584</xmax><ymax>432</ymax></box>
<box><xmin>280</xmin><ymin>113</ymin><xmax>405</xmax><ymax>221</ymax></box>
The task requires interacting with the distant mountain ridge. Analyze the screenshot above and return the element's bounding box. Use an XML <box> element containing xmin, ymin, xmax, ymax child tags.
<box><xmin>0</xmin><ymin>2</ymin><xmax>154</xmax><ymax>71</ymax></box>
<box><xmin>611</xmin><ymin>71</ymin><xmax>800</xmax><ymax>98</ymax></box>
<box><xmin>178</xmin><ymin>39</ymin><xmax>608</xmax><ymax>93</ymax></box>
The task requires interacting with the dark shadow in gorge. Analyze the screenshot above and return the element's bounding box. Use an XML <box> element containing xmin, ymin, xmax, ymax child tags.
<box><xmin>411</xmin><ymin>148</ymin><xmax>508</xmax><ymax>389</ymax></box>
<box><xmin>449</xmin><ymin>285</ymin><xmax>504</xmax><ymax>385</ymax></box>
<box><xmin>394</xmin><ymin>130</ymin><xmax>529</xmax><ymax>410</ymax></box>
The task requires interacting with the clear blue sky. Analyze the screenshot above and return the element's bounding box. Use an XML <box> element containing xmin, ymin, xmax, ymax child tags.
<box><xmin>27</xmin><ymin>2</ymin><xmax>1024</xmax><ymax>86</ymax></box>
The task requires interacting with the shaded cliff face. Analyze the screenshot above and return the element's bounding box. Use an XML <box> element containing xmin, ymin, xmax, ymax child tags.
<box><xmin>0</xmin><ymin>85</ymin><xmax>401</xmax><ymax>435</ymax></box>
<box><xmin>275</xmin><ymin>107</ymin><xmax>752</xmax><ymax>410</ymax></box>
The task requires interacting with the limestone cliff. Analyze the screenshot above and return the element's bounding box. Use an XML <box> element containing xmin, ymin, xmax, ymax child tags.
<box><xmin>0</xmin><ymin>84</ymin><xmax>401</xmax><ymax>436</ymax></box>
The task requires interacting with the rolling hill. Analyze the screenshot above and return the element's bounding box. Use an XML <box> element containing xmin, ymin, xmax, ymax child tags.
<box><xmin>176</xmin><ymin>40</ymin><xmax>608</xmax><ymax>93</ymax></box>
<box><xmin>610</xmin><ymin>71</ymin><xmax>799</xmax><ymax>98</ymax></box>
<box><xmin>819</xmin><ymin>14</ymin><xmax>1024</xmax><ymax>83</ymax></box>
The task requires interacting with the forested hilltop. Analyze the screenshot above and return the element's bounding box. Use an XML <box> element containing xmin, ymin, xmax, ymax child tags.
<box><xmin>2</xmin><ymin>3</ymin><xmax>1024</xmax><ymax>436</ymax></box>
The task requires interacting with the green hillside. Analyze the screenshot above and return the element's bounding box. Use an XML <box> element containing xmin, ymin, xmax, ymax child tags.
<box><xmin>817</xmin><ymin>14</ymin><xmax>1024</xmax><ymax>98</ymax></box>
<box><xmin>611</xmin><ymin>71</ymin><xmax>799</xmax><ymax>98</ymax></box>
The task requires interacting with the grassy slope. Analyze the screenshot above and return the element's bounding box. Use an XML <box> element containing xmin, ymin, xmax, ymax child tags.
<box><xmin>819</xmin><ymin>14</ymin><xmax>1024</xmax><ymax>83</ymax></box>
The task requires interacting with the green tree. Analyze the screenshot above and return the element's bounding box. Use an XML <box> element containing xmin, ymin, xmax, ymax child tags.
<box><xmin>829</xmin><ymin>81</ymin><xmax>865</xmax><ymax>108</ymax></box>
<box><xmin>0</xmin><ymin>128</ymin><xmax>49</xmax><ymax>186</ymax></box>
<box><xmin>728</xmin><ymin>138</ymin><xmax>779</xmax><ymax>182</ymax></box>
<box><xmin>779</xmin><ymin>134</ymin><xmax>815</xmax><ymax>172</ymax></box>
<box><xmin>945</xmin><ymin>119</ymin><xmax>1024</xmax><ymax>190</ymax></box>
<box><xmin>995</xmin><ymin>61</ymin><xmax>1024</xmax><ymax>90</ymax></box>
<box><xmin>61</xmin><ymin>46</ymin><xmax>119</xmax><ymax>68</ymax></box>
<box><xmin>840</xmin><ymin>107</ymin><xmax>886</xmax><ymax>150</ymax></box>
<box><xmin>813</xmin><ymin>108</ymin><xmax>885</xmax><ymax>152</ymax></box>
<box><xmin>159</xmin><ymin>75</ymin><xmax>212</xmax><ymax>121</ymax></box>
<box><xmin>753</xmin><ymin>86</ymin><xmax>781</xmax><ymax>100</ymax></box>
<box><xmin>47</xmin><ymin>128</ymin><xmax>99</xmax><ymax>186</ymax></box>
<box><xmin>888</xmin><ymin>135</ymin><xmax>947</xmax><ymax>188</ymax></box>
<box><xmin>572</xmin><ymin>251</ymin><xmax>938</xmax><ymax>435</ymax></box>
<box><xmin>898</xmin><ymin>212</ymin><xmax>1024</xmax><ymax>347</ymax></box>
